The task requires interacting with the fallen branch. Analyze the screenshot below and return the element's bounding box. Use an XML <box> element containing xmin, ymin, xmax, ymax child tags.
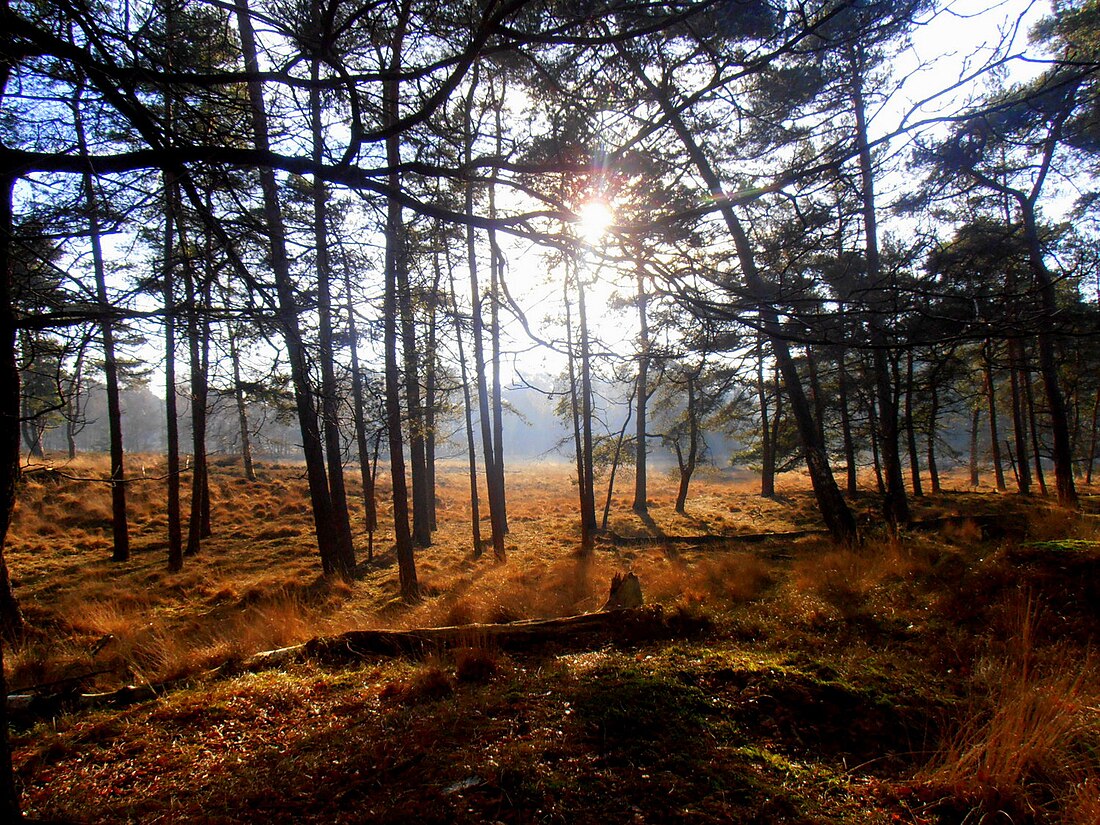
<box><xmin>7</xmin><ymin>606</ymin><xmax>705</xmax><ymax>720</ymax></box>
<box><xmin>304</xmin><ymin>606</ymin><xmax>681</xmax><ymax>663</ymax></box>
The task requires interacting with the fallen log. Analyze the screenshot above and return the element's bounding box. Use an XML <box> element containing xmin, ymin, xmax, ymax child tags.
<box><xmin>305</xmin><ymin>606</ymin><xmax>681</xmax><ymax>663</ymax></box>
<box><xmin>7</xmin><ymin>606</ymin><xmax>705</xmax><ymax>720</ymax></box>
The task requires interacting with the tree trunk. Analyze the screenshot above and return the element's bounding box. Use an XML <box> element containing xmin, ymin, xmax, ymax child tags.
<box><xmin>578</xmin><ymin>276</ymin><xmax>598</xmax><ymax>538</ymax></box>
<box><xmin>905</xmin><ymin>351</ymin><xmax>923</xmax><ymax>497</ymax></box>
<box><xmin>1021</xmin><ymin>347</ymin><xmax>1049</xmax><ymax>495</ymax></box>
<box><xmin>182</xmin><ymin>239</ymin><xmax>208</xmax><ymax>556</ymax></box>
<box><xmin>397</xmin><ymin>242</ymin><xmax>431</xmax><ymax>549</ymax></box>
<box><xmin>305</xmin><ymin>606</ymin><xmax>676</xmax><ymax>661</ymax></box>
<box><xmin>310</xmin><ymin>65</ymin><xmax>356</xmax><ymax>576</ymax></box>
<box><xmin>64</xmin><ymin>339</ymin><xmax>86</xmax><ymax>460</ymax></box>
<box><xmin>228</xmin><ymin>326</ymin><xmax>256</xmax><ymax>482</ymax></box>
<box><xmin>382</xmin><ymin>0</ymin><xmax>418</xmax><ymax>599</ymax></box>
<box><xmin>1019</xmin><ymin>197</ymin><xmax>1077</xmax><ymax>505</ymax></box>
<box><xmin>449</xmin><ymin>261</ymin><xmax>483</xmax><ymax>558</ymax></box>
<box><xmin>198</xmin><ymin>267</ymin><xmax>213</xmax><ymax>539</ymax></box>
<box><xmin>1087</xmin><ymin>386</ymin><xmax>1099</xmax><ymax>485</ymax></box>
<box><xmin>235</xmin><ymin>0</ymin><xmax>341</xmax><ymax>576</ymax></box>
<box><xmin>852</xmin><ymin>54</ymin><xmax>908</xmax><ymax>529</ymax></box>
<box><xmin>969</xmin><ymin>404</ymin><xmax>981</xmax><ymax>488</ymax></box>
<box><xmin>984</xmin><ymin>340</ymin><xmax>1007</xmax><ymax>491</ymax></box>
<box><xmin>1</xmin><ymin>141</ymin><xmax>26</xmax><ymax>818</ymax></box>
<box><xmin>565</xmin><ymin>281</ymin><xmax>590</xmax><ymax>554</ymax></box>
<box><xmin>341</xmin><ymin>263</ymin><xmax>377</xmax><ymax>551</ymax></box>
<box><xmin>426</xmin><ymin>322</ymin><xmax>438</xmax><ymax>534</ymax></box>
<box><xmin>806</xmin><ymin>346</ymin><xmax>827</xmax><ymax>450</ymax></box>
<box><xmin>837</xmin><ymin>347</ymin><xmax>857</xmax><ymax>497</ymax></box>
<box><xmin>164</xmin><ymin>178</ymin><xmax>183</xmax><ymax>573</ymax></box>
<box><xmin>0</xmin><ymin>173</ymin><xmax>27</xmax><ymax>645</ymax></box>
<box><xmin>487</xmin><ymin>161</ymin><xmax>508</xmax><ymax>535</ymax></box>
<box><xmin>869</xmin><ymin>399</ymin><xmax>885</xmax><ymax>495</ymax></box>
<box><xmin>927</xmin><ymin>381</ymin><xmax>941</xmax><ymax>495</ymax></box>
<box><xmin>18</xmin><ymin>365</ymin><xmax>43</xmax><ymax>458</ymax></box>
<box><xmin>674</xmin><ymin>376</ymin><xmax>698</xmax><ymax>515</ymax></box>
<box><xmin>757</xmin><ymin>335</ymin><xmax>775</xmax><ymax>498</ymax></box>
<box><xmin>621</xmin><ymin>50</ymin><xmax>857</xmax><ymax>544</ymax></box>
<box><xmin>463</xmin><ymin>74</ymin><xmax>505</xmax><ymax>562</ymax></box>
<box><xmin>425</xmin><ymin>255</ymin><xmax>443</xmax><ymax>534</ymax></box>
<box><xmin>767</xmin><ymin>366</ymin><xmax>783</xmax><ymax>496</ymax></box>
<box><xmin>1008</xmin><ymin>338</ymin><xmax>1032</xmax><ymax>495</ymax></box>
<box><xmin>79</xmin><ymin>116</ymin><xmax>129</xmax><ymax>563</ymax></box>
<box><xmin>602</xmin><ymin>388</ymin><xmax>634</xmax><ymax>531</ymax></box>
<box><xmin>633</xmin><ymin>265</ymin><xmax>650</xmax><ymax>513</ymax></box>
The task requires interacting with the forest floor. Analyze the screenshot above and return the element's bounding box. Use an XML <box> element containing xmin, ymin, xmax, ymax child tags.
<box><xmin>4</xmin><ymin>455</ymin><xmax>1100</xmax><ymax>823</ymax></box>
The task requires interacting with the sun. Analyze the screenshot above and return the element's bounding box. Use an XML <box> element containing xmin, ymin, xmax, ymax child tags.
<box><xmin>577</xmin><ymin>199</ymin><xmax>613</xmax><ymax>243</ymax></box>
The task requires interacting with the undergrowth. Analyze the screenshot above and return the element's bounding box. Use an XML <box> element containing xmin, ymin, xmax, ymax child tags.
<box><xmin>5</xmin><ymin>457</ymin><xmax>1100</xmax><ymax>823</ymax></box>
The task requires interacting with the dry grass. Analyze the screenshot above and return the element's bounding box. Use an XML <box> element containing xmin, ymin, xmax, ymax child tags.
<box><xmin>921</xmin><ymin>595</ymin><xmax>1100</xmax><ymax>821</ymax></box>
<box><xmin>6</xmin><ymin>454</ymin><xmax>1100</xmax><ymax>823</ymax></box>
<box><xmin>6</xmin><ymin>455</ymin><xmax>1098</xmax><ymax>694</ymax></box>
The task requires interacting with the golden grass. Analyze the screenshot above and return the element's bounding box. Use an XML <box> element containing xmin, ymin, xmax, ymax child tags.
<box><xmin>6</xmin><ymin>453</ymin><xmax>1100</xmax><ymax>697</ymax></box>
<box><xmin>922</xmin><ymin>595</ymin><xmax>1100</xmax><ymax>820</ymax></box>
<box><xmin>7</xmin><ymin>454</ymin><xmax>1100</xmax><ymax>824</ymax></box>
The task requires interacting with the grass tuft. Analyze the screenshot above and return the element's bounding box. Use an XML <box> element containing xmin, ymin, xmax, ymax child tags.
<box><xmin>921</xmin><ymin>596</ymin><xmax>1100</xmax><ymax>821</ymax></box>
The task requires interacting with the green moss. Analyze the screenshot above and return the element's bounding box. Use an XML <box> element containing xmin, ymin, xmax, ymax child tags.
<box><xmin>1024</xmin><ymin>538</ymin><xmax>1100</xmax><ymax>552</ymax></box>
<box><xmin>570</xmin><ymin>663</ymin><xmax>712</xmax><ymax>758</ymax></box>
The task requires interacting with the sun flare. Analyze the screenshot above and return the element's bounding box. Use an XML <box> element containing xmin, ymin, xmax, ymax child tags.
<box><xmin>577</xmin><ymin>199</ymin><xmax>613</xmax><ymax>242</ymax></box>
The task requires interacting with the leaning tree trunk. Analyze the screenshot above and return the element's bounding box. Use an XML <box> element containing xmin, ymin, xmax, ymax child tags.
<box><xmin>1019</xmin><ymin>199</ymin><xmax>1077</xmax><ymax>505</ymax></box>
<box><xmin>577</xmin><ymin>276</ymin><xmax>598</xmax><ymax>540</ymax></box>
<box><xmin>310</xmin><ymin>65</ymin><xmax>356</xmax><ymax>576</ymax></box>
<box><xmin>235</xmin><ymin>0</ymin><xmax>342</xmax><ymax>575</ymax></box>
<box><xmin>602</xmin><ymin>387</ymin><xmax>634</xmax><ymax>530</ymax></box>
<box><xmin>621</xmin><ymin>49</ymin><xmax>857</xmax><ymax>544</ymax></box>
